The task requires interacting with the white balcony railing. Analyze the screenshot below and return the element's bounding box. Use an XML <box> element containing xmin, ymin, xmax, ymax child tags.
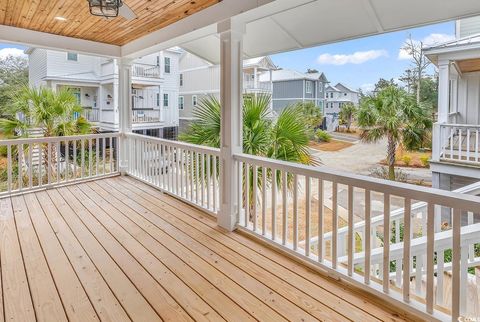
<box><xmin>244</xmin><ymin>80</ymin><xmax>272</xmax><ymax>92</ymax></box>
<box><xmin>83</xmin><ymin>108</ymin><xmax>100</xmax><ymax>123</ymax></box>
<box><xmin>2</xmin><ymin>131</ymin><xmax>479</xmax><ymax>320</ymax></box>
<box><xmin>0</xmin><ymin>133</ymin><xmax>120</xmax><ymax>197</ymax></box>
<box><xmin>132</xmin><ymin>63</ymin><xmax>161</xmax><ymax>78</ymax></box>
<box><xmin>437</xmin><ymin>123</ymin><xmax>480</xmax><ymax>165</ymax></box>
<box><xmin>132</xmin><ymin>109</ymin><xmax>162</xmax><ymax>123</ymax></box>
<box><xmin>125</xmin><ymin>133</ymin><xmax>220</xmax><ymax>215</ymax></box>
<box><xmin>233</xmin><ymin>153</ymin><xmax>480</xmax><ymax>320</ymax></box>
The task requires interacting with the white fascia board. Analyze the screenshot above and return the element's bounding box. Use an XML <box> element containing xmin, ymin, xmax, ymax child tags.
<box><xmin>120</xmin><ymin>0</ymin><xmax>276</xmax><ymax>59</ymax></box>
<box><xmin>0</xmin><ymin>25</ymin><xmax>121</xmax><ymax>58</ymax></box>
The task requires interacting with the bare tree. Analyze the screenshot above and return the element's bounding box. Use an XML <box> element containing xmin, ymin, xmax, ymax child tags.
<box><xmin>401</xmin><ymin>35</ymin><xmax>430</xmax><ymax>103</ymax></box>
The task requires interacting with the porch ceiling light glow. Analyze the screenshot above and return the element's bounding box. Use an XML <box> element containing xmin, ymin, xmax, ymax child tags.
<box><xmin>54</xmin><ymin>16</ymin><xmax>67</xmax><ymax>21</ymax></box>
<box><xmin>87</xmin><ymin>0</ymin><xmax>123</xmax><ymax>18</ymax></box>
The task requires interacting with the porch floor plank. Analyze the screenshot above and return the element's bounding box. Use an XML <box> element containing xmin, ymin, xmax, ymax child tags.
<box><xmin>0</xmin><ymin>176</ymin><xmax>419</xmax><ymax>321</ymax></box>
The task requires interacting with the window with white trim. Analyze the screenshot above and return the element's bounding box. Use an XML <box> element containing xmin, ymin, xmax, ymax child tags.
<box><xmin>156</xmin><ymin>93</ymin><xmax>160</xmax><ymax>107</ymax></box>
<box><xmin>67</xmin><ymin>52</ymin><xmax>78</xmax><ymax>61</ymax></box>
<box><xmin>306</xmin><ymin>81</ymin><xmax>312</xmax><ymax>94</ymax></box>
<box><xmin>179</xmin><ymin>96</ymin><xmax>184</xmax><ymax>110</ymax></box>
<box><xmin>192</xmin><ymin>95</ymin><xmax>198</xmax><ymax>107</ymax></box>
<box><xmin>164</xmin><ymin>57</ymin><xmax>171</xmax><ymax>74</ymax></box>
<box><xmin>163</xmin><ymin>93</ymin><xmax>169</xmax><ymax>108</ymax></box>
<box><xmin>180</xmin><ymin>74</ymin><xmax>183</xmax><ymax>86</ymax></box>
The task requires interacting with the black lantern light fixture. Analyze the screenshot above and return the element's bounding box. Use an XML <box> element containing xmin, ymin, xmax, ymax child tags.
<box><xmin>87</xmin><ymin>0</ymin><xmax>123</xmax><ymax>18</ymax></box>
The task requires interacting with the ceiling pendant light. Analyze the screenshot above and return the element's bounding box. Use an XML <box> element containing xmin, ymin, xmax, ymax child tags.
<box><xmin>87</xmin><ymin>0</ymin><xmax>123</xmax><ymax>18</ymax></box>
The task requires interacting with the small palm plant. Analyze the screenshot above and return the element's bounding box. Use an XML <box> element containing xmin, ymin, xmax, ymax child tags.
<box><xmin>356</xmin><ymin>85</ymin><xmax>432</xmax><ymax>181</ymax></box>
<box><xmin>0</xmin><ymin>86</ymin><xmax>91</xmax><ymax>175</ymax></box>
<box><xmin>338</xmin><ymin>102</ymin><xmax>356</xmax><ymax>132</ymax></box>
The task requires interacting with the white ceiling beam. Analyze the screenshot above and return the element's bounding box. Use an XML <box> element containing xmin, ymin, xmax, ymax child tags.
<box><xmin>362</xmin><ymin>0</ymin><xmax>384</xmax><ymax>32</ymax></box>
<box><xmin>120</xmin><ymin>0</ymin><xmax>275</xmax><ymax>59</ymax></box>
<box><xmin>269</xmin><ymin>16</ymin><xmax>303</xmax><ymax>49</ymax></box>
<box><xmin>0</xmin><ymin>25</ymin><xmax>121</xmax><ymax>58</ymax></box>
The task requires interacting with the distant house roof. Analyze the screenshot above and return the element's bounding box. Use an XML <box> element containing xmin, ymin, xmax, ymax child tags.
<box><xmin>258</xmin><ymin>69</ymin><xmax>327</xmax><ymax>82</ymax></box>
<box><xmin>424</xmin><ymin>33</ymin><xmax>480</xmax><ymax>65</ymax></box>
<box><xmin>243</xmin><ymin>56</ymin><xmax>276</xmax><ymax>70</ymax></box>
<box><xmin>326</xmin><ymin>83</ymin><xmax>358</xmax><ymax>93</ymax></box>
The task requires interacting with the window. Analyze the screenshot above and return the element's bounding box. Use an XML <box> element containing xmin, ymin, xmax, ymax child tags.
<box><xmin>163</xmin><ymin>93</ymin><xmax>169</xmax><ymax>108</ymax></box>
<box><xmin>179</xmin><ymin>74</ymin><xmax>183</xmax><ymax>86</ymax></box>
<box><xmin>179</xmin><ymin>96</ymin><xmax>184</xmax><ymax>110</ymax></box>
<box><xmin>192</xmin><ymin>95</ymin><xmax>198</xmax><ymax>107</ymax></box>
<box><xmin>67</xmin><ymin>52</ymin><xmax>78</xmax><ymax>61</ymax></box>
<box><xmin>306</xmin><ymin>81</ymin><xmax>312</xmax><ymax>94</ymax></box>
<box><xmin>164</xmin><ymin>57</ymin><xmax>171</xmax><ymax>73</ymax></box>
<box><xmin>156</xmin><ymin>93</ymin><xmax>160</xmax><ymax>107</ymax></box>
<box><xmin>344</xmin><ymin>93</ymin><xmax>347</xmax><ymax>96</ymax></box>
<box><xmin>330</xmin><ymin>92</ymin><xmax>334</xmax><ymax>98</ymax></box>
<box><xmin>156</xmin><ymin>56</ymin><xmax>160</xmax><ymax>66</ymax></box>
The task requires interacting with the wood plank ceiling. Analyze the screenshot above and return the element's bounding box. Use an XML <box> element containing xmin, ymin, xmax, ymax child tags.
<box><xmin>457</xmin><ymin>58</ymin><xmax>480</xmax><ymax>73</ymax></box>
<box><xmin>0</xmin><ymin>0</ymin><xmax>221</xmax><ymax>46</ymax></box>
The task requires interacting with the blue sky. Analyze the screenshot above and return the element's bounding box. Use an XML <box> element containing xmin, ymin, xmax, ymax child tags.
<box><xmin>270</xmin><ymin>21</ymin><xmax>455</xmax><ymax>92</ymax></box>
<box><xmin>0</xmin><ymin>21</ymin><xmax>455</xmax><ymax>92</ymax></box>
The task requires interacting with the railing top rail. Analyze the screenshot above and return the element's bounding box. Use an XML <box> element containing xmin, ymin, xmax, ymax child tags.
<box><xmin>441</xmin><ymin>123</ymin><xmax>480</xmax><ymax>128</ymax></box>
<box><xmin>133</xmin><ymin>63</ymin><xmax>159</xmax><ymax>68</ymax></box>
<box><xmin>126</xmin><ymin>132</ymin><xmax>221</xmax><ymax>156</ymax></box>
<box><xmin>0</xmin><ymin>132</ymin><xmax>120</xmax><ymax>145</ymax></box>
<box><xmin>234</xmin><ymin>153</ymin><xmax>480</xmax><ymax>210</ymax></box>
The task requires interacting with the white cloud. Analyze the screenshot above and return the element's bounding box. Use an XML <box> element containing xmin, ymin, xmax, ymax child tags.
<box><xmin>0</xmin><ymin>48</ymin><xmax>26</xmax><ymax>59</ymax></box>
<box><xmin>317</xmin><ymin>50</ymin><xmax>388</xmax><ymax>65</ymax></box>
<box><xmin>398</xmin><ymin>33</ymin><xmax>455</xmax><ymax>60</ymax></box>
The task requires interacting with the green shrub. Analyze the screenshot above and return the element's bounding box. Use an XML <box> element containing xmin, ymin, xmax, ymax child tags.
<box><xmin>402</xmin><ymin>155</ymin><xmax>412</xmax><ymax>166</ymax></box>
<box><xmin>420</xmin><ymin>155</ymin><xmax>430</xmax><ymax>167</ymax></box>
<box><xmin>315</xmin><ymin>129</ymin><xmax>331</xmax><ymax>142</ymax></box>
<box><xmin>0</xmin><ymin>145</ymin><xmax>7</xmax><ymax>157</ymax></box>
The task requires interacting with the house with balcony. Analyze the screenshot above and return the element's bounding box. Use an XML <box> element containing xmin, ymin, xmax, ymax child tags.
<box><xmin>325</xmin><ymin>83</ymin><xmax>360</xmax><ymax>120</ymax></box>
<box><xmin>258</xmin><ymin>69</ymin><xmax>328</xmax><ymax>113</ymax></box>
<box><xmin>178</xmin><ymin>51</ymin><xmax>275</xmax><ymax>131</ymax></box>
<box><xmin>1</xmin><ymin>1</ymin><xmax>480</xmax><ymax>321</ymax></box>
<box><xmin>27</xmin><ymin>48</ymin><xmax>181</xmax><ymax>139</ymax></box>
<box><xmin>426</xmin><ymin>17</ymin><xmax>480</xmax><ymax>191</ymax></box>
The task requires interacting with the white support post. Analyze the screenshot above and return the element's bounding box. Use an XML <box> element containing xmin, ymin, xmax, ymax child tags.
<box><xmin>218</xmin><ymin>19</ymin><xmax>245</xmax><ymax>231</ymax></box>
<box><xmin>118</xmin><ymin>58</ymin><xmax>134</xmax><ymax>175</ymax></box>
<box><xmin>437</xmin><ymin>60</ymin><xmax>450</xmax><ymax>124</ymax></box>
<box><xmin>269</xmin><ymin>69</ymin><xmax>273</xmax><ymax>110</ymax></box>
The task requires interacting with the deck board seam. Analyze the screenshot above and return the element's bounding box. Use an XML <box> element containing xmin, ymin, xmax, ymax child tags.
<box><xmin>36</xmin><ymin>191</ymin><xmax>126</xmax><ymax>321</ymax></box>
<box><xmin>14</xmin><ymin>195</ymin><xmax>68</xmax><ymax>321</ymax></box>
<box><xmin>94</xmin><ymin>180</ymin><xmax>286</xmax><ymax>321</ymax></box>
<box><xmin>116</xmin><ymin>176</ymin><xmax>394</xmax><ymax>321</ymax></box>
<box><xmin>63</xmin><ymin>185</ymin><xmax>198</xmax><ymax>322</ymax></box>
<box><xmin>76</xmin><ymin>182</ymin><xmax>231</xmax><ymax>322</ymax></box>
<box><xmin>47</xmin><ymin>188</ymin><xmax>164</xmax><ymax>321</ymax></box>
<box><xmin>99</xmin><ymin>180</ymin><xmax>347</xmax><ymax>319</ymax></box>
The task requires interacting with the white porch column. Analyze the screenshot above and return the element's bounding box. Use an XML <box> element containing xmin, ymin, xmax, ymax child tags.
<box><xmin>254</xmin><ymin>67</ymin><xmax>258</xmax><ymax>89</ymax></box>
<box><xmin>218</xmin><ymin>19</ymin><xmax>245</xmax><ymax>231</ymax></box>
<box><xmin>269</xmin><ymin>69</ymin><xmax>273</xmax><ymax>110</ymax></box>
<box><xmin>437</xmin><ymin>60</ymin><xmax>450</xmax><ymax>124</ymax></box>
<box><xmin>118</xmin><ymin>58</ymin><xmax>134</xmax><ymax>174</ymax></box>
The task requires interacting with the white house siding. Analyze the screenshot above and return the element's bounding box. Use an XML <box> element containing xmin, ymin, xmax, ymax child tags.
<box><xmin>456</xmin><ymin>73</ymin><xmax>480</xmax><ymax>125</ymax></box>
<box><xmin>28</xmin><ymin>48</ymin><xmax>47</xmax><ymax>87</ymax></box>
<box><xmin>457</xmin><ymin>16</ymin><xmax>480</xmax><ymax>38</ymax></box>
<box><xmin>46</xmin><ymin>51</ymin><xmax>104</xmax><ymax>78</ymax></box>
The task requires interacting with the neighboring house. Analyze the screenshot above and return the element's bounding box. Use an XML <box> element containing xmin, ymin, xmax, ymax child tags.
<box><xmin>324</xmin><ymin>83</ymin><xmax>360</xmax><ymax>120</ymax></box>
<box><xmin>258</xmin><ymin>69</ymin><xmax>328</xmax><ymax>113</ymax></box>
<box><xmin>27</xmin><ymin>48</ymin><xmax>181</xmax><ymax>140</ymax></box>
<box><xmin>425</xmin><ymin>17</ymin><xmax>480</xmax><ymax>191</ymax></box>
<box><xmin>178</xmin><ymin>52</ymin><xmax>276</xmax><ymax>131</ymax></box>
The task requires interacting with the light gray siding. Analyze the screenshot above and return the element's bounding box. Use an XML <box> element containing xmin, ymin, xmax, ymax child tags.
<box><xmin>28</xmin><ymin>49</ymin><xmax>48</xmax><ymax>87</ymax></box>
<box><xmin>273</xmin><ymin>80</ymin><xmax>304</xmax><ymax>99</ymax></box>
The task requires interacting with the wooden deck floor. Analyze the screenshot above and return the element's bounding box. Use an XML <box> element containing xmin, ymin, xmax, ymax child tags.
<box><xmin>0</xmin><ymin>176</ymin><xmax>418</xmax><ymax>321</ymax></box>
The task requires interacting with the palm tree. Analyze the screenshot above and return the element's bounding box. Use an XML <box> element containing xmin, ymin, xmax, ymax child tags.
<box><xmin>180</xmin><ymin>94</ymin><xmax>315</xmax><ymax>165</ymax></box>
<box><xmin>180</xmin><ymin>94</ymin><xmax>316</xmax><ymax>211</ymax></box>
<box><xmin>356</xmin><ymin>85</ymin><xmax>432</xmax><ymax>181</ymax></box>
<box><xmin>338</xmin><ymin>102</ymin><xmax>356</xmax><ymax>132</ymax></box>
<box><xmin>0</xmin><ymin>86</ymin><xmax>91</xmax><ymax>174</ymax></box>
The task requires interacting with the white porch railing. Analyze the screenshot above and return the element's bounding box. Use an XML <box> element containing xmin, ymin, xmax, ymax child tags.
<box><xmin>132</xmin><ymin>109</ymin><xmax>162</xmax><ymax>123</ymax></box>
<box><xmin>132</xmin><ymin>63</ymin><xmax>161</xmax><ymax>78</ymax></box>
<box><xmin>438</xmin><ymin>123</ymin><xmax>480</xmax><ymax>165</ymax></box>
<box><xmin>83</xmin><ymin>108</ymin><xmax>100</xmax><ymax>122</ymax></box>
<box><xmin>234</xmin><ymin>153</ymin><xmax>480</xmax><ymax>320</ymax></box>
<box><xmin>125</xmin><ymin>133</ymin><xmax>220</xmax><ymax>215</ymax></box>
<box><xmin>0</xmin><ymin>133</ymin><xmax>120</xmax><ymax>197</ymax></box>
<box><xmin>244</xmin><ymin>80</ymin><xmax>271</xmax><ymax>92</ymax></box>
